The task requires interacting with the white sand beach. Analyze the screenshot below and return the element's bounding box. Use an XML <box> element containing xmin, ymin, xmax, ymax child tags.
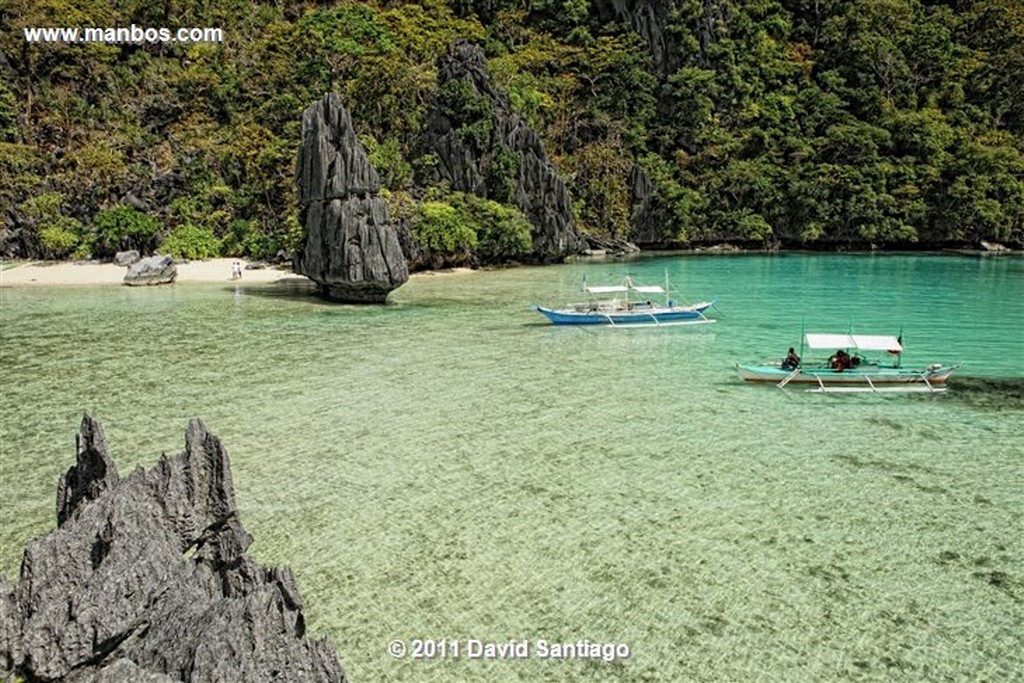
<box><xmin>0</xmin><ymin>259</ymin><xmax>477</xmax><ymax>288</ymax></box>
<box><xmin>0</xmin><ymin>258</ymin><xmax>304</xmax><ymax>287</ymax></box>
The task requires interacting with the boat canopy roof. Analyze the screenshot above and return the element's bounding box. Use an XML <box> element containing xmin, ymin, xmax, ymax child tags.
<box><xmin>805</xmin><ymin>333</ymin><xmax>902</xmax><ymax>352</ymax></box>
<box><xmin>585</xmin><ymin>283</ymin><xmax>665</xmax><ymax>294</ymax></box>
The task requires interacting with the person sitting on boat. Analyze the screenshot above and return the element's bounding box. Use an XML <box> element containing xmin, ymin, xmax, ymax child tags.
<box><xmin>781</xmin><ymin>347</ymin><xmax>800</xmax><ymax>370</ymax></box>
<box><xmin>830</xmin><ymin>349</ymin><xmax>852</xmax><ymax>371</ymax></box>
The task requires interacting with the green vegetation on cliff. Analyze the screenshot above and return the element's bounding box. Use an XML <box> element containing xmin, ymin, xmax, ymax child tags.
<box><xmin>1</xmin><ymin>0</ymin><xmax>1022</xmax><ymax>260</ymax></box>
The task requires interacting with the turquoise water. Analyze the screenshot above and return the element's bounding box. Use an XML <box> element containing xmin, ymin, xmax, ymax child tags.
<box><xmin>1</xmin><ymin>254</ymin><xmax>1022</xmax><ymax>681</ymax></box>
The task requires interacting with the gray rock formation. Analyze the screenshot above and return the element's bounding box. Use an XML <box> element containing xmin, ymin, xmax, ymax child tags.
<box><xmin>628</xmin><ymin>165</ymin><xmax>676</xmax><ymax>246</ymax></box>
<box><xmin>123</xmin><ymin>193</ymin><xmax>150</xmax><ymax>213</ymax></box>
<box><xmin>114</xmin><ymin>249</ymin><xmax>140</xmax><ymax>266</ymax></box>
<box><xmin>64</xmin><ymin>658</ymin><xmax>177</xmax><ymax>682</ymax></box>
<box><xmin>419</xmin><ymin>41</ymin><xmax>581</xmax><ymax>262</ymax></box>
<box><xmin>0</xmin><ymin>415</ymin><xmax>345</xmax><ymax>683</ymax></box>
<box><xmin>581</xmin><ymin>233</ymin><xmax>641</xmax><ymax>256</ymax></box>
<box><xmin>123</xmin><ymin>254</ymin><xmax>176</xmax><ymax>286</ymax></box>
<box><xmin>979</xmin><ymin>240</ymin><xmax>1011</xmax><ymax>252</ymax></box>
<box><xmin>0</xmin><ymin>221</ymin><xmax>20</xmax><ymax>259</ymax></box>
<box><xmin>294</xmin><ymin>93</ymin><xmax>409</xmax><ymax>303</ymax></box>
<box><xmin>592</xmin><ymin>0</ymin><xmax>678</xmax><ymax>76</ymax></box>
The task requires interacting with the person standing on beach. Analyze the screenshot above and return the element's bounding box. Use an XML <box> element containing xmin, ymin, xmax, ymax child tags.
<box><xmin>231</xmin><ymin>260</ymin><xmax>242</xmax><ymax>280</ymax></box>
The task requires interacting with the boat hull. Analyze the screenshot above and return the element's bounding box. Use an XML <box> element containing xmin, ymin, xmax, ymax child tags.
<box><xmin>535</xmin><ymin>302</ymin><xmax>714</xmax><ymax>326</ymax></box>
<box><xmin>737</xmin><ymin>364</ymin><xmax>957</xmax><ymax>387</ymax></box>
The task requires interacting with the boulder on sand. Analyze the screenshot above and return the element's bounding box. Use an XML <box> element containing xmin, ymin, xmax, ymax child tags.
<box><xmin>113</xmin><ymin>250</ymin><xmax>140</xmax><ymax>267</ymax></box>
<box><xmin>123</xmin><ymin>254</ymin><xmax>176</xmax><ymax>286</ymax></box>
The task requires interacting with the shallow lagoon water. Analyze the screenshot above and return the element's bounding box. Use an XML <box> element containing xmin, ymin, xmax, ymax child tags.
<box><xmin>1</xmin><ymin>254</ymin><xmax>1022</xmax><ymax>681</ymax></box>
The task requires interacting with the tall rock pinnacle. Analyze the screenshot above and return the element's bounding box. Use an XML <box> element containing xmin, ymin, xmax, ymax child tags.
<box><xmin>295</xmin><ymin>93</ymin><xmax>409</xmax><ymax>303</ymax></box>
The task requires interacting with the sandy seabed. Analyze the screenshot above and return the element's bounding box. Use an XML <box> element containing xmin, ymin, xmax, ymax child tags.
<box><xmin>0</xmin><ymin>258</ymin><xmax>301</xmax><ymax>287</ymax></box>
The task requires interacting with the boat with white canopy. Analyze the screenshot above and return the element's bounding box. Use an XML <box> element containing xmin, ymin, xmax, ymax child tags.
<box><xmin>533</xmin><ymin>275</ymin><xmax>715</xmax><ymax>327</ymax></box>
<box><xmin>736</xmin><ymin>332</ymin><xmax>959</xmax><ymax>393</ymax></box>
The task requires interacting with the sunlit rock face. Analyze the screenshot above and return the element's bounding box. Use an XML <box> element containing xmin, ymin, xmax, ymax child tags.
<box><xmin>0</xmin><ymin>415</ymin><xmax>346</xmax><ymax>683</ymax></box>
<box><xmin>418</xmin><ymin>41</ymin><xmax>582</xmax><ymax>263</ymax></box>
<box><xmin>295</xmin><ymin>93</ymin><xmax>409</xmax><ymax>303</ymax></box>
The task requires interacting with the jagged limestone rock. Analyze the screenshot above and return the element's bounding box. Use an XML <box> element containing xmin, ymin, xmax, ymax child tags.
<box><xmin>1</xmin><ymin>415</ymin><xmax>346</xmax><ymax>683</ymax></box>
<box><xmin>56</xmin><ymin>415</ymin><xmax>119</xmax><ymax>527</ymax></box>
<box><xmin>419</xmin><ymin>41</ymin><xmax>581</xmax><ymax>262</ymax></box>
<box><xmin>628</xmin><ymin>164</ymin><xmax>677</xmax><ymax>246</ymax></box>
<box><xmin>592</xmin><ymin>0</ymin><xmax>679</xmax><ymax>76</ymax></box>
<box><xmin>0</xmin><ymin>576</ymin><xmax>17</xmax><ymax>673</ymax></box>
<box><xmin>295</xmin><ymin>93</ymin><xmax>409</xmax><ymax>303</ymax></box>
<box><xmin>62</xmin><ymin>658</ymin><xmax>178</xmax><ymax>683</ymax></box>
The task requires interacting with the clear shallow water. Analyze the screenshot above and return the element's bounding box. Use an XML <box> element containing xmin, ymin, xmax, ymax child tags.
<box><xmin>1</xmin><ymin>254</ymin><xmax>1022</xmax><ymax>681</ymax></box>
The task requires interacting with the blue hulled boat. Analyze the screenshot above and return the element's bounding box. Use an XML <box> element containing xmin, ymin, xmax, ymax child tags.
<box><xmin>533</xmin><ymin>276</ymin><xmax>716</xmax><ymax>327</ymax></box>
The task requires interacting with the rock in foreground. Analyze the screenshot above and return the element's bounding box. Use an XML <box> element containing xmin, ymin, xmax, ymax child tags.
<box><xmin>0</xmin><ymin>415</ymin><xmax>345</xmax><ymax>683</ymax></box>
<box><xmin>123</xmin><ymin>254</ymin><xmax>176</xmax><ymax>286</ymax></box>
<box><xmin>294</xmin><ymin>93</ymin><xmax>409</xmax><ymax>303</ymax></box>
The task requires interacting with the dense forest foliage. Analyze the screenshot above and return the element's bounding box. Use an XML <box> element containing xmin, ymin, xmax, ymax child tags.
<box><xmin>1</xmin><ymin>0</ymin><xmax>1022</xmax><ymax>262</ymax></box>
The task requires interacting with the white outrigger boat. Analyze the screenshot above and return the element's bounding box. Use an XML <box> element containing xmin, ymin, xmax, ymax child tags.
<box><xmin>737</xmin><ymin>333</ymin><xmax>959</xmax><ymax>393</ymax></box>
<box><xmin>533</xmin><ymin>275</ymin><xmax>715</xmax><ymax>327</ymax></box>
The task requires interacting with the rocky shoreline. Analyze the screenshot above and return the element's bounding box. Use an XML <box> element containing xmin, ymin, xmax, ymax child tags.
<box><xmin>0</xmin><ymin>416</ymin><xmax>345</xmax><ymax>682</ymax></box>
